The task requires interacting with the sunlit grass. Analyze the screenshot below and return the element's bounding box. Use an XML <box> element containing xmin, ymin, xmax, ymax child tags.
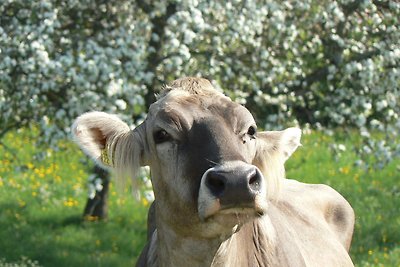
<box><xmin>0</xmin><ymin>129</ymin><xmax>147</xmax><ymax>267</ymax></box>
<box><xmin>0</xmin><ymin>129</ymin><xmax>399</xmax><ymax>266</ymax></box>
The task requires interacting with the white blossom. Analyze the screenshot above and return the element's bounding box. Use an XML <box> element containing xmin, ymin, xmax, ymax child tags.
<box><xmin>0</xmin><ymin>0</ymin><xmax>398</xmax><ymax>174</ymax></box>
<box><xmin>115</xmin><ymin>99</ymin><xmax>127</xmax><ymax>110</ymax></box>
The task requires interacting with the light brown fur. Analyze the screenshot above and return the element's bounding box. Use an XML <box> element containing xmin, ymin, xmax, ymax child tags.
<box><xmin>72</xmin><ymin>77</ymin><xmax>355</xmax><ymax>267</ymax></box>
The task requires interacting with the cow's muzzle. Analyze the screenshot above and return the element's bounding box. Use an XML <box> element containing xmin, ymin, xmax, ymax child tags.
<box><xmin>198</xmin><ymin>161</ymin><xmax>267</xmax><ymax>221</ymax></box>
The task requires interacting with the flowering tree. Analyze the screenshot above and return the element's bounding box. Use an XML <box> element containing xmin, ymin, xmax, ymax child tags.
<box><xmin>1</xmin><ymin>0</ymin><xmax>399</xmax><ymax>216</ymax></box>
<box><xmin>0</xmin><ymin>1</ymin><xmax>148</xmax><ymax>144</ymax></box>
<box><xmin>1</xmin><ymin>0</ymin><xmax>150</xmax><ymax>218</ymax></box>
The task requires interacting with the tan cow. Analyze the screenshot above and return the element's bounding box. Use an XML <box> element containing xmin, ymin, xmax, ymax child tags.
<box><xmin>72</xmin><ymin>77</ymin><xmax>355</xmax><ymax>267</ymax></box>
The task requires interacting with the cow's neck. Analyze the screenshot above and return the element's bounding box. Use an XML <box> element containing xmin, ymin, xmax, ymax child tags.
<box><xmin>155</xmin><ymin>222</ymin><xmax>222</xmax><ymax>267</ymax></box>
<box><xmin>153</xmin><ymin>216</ymin><xmax>278</xmax><ymax>267</ymax></box>
<box><xmin>211</xmin><ymin>216</ymin><xmax>278</xmax><ymax>266</ymax></box>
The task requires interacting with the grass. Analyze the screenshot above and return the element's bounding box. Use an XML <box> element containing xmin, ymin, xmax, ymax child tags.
<box><xmin>0</xmin><ymin>130</ymin><xmax>147</xmax><ymax>267</ymax></box>
<box><xmin>0</xmin><ymin>129</ymin><xmax>399</xmax><ymax>266</ymax></box>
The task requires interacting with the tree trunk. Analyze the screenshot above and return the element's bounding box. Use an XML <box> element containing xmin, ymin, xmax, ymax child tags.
<box><xmin>83</xmin><ymin>165</ymin><xmax>110</xmax><ymax>221</ymax></box>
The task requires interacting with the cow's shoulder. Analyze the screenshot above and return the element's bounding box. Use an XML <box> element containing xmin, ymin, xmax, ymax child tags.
<box><xmin>277</xmin><ymin>179</ymin><xmax>355</xmax><ymax>250</ymax></box>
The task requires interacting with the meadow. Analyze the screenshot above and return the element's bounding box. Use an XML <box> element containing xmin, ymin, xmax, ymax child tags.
<box><xmin>0</xmin><ymin>129</ymin><xmax>398</xmax><ymax>266</ymax></box>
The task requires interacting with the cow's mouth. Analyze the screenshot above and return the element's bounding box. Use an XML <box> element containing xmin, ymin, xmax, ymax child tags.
<box><xmin>217</xmin><ymin>206</ymin><xmax>264</xmax><ymax>220</ymax></box>
<box><xmin>199</xmin><ymin>195</ymin><xmax>267</xmax><ymax>223</ymax></box>
<box><xmin>219</xmin><ymin>205</ymin><xmax>265</xmax><ymax>217</ymax></box>
<box><xmin>201</xmin><ymin>206</ymin><xmax>264</xmax><ymax>231</ymax></box>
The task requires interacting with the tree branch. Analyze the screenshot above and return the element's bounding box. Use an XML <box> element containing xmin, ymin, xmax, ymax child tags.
<box><xmin>137</xmin><ymin>2</ymin><xmax>178</xmax><ymax>109</ymax></box>
<box><xmin>372</xmin><ymin>0</ymin><xmax>391</xmax><ymax>10</ymax></box>
<box><xmin>340</xmin><ymin>0</ymin><xmax>363</xmax><ymax>16</ymax></box>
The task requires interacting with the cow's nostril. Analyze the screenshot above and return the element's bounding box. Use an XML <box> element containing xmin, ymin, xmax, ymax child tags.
<box><xmin>206</xmin><ymin>172</ymin><xmax>226</xmax><ymax>197</ymax></box>
<box><xmin>249</xmin><ymin>175</ymin><xmax>258</xmax><ymax>186</ymax></box>
<box><xmin>248</xmin><ymin>169</ymin><xmax>261</xmax><ymax>193</ymax></box>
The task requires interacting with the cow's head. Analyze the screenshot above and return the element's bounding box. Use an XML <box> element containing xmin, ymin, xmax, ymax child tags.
<box><xmin>72</xmin><ymin>77</ymin><xmax>301</xmax><ymax>238</ymax></box>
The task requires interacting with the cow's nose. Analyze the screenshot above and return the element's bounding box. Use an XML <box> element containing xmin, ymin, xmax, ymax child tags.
<box><xmin>205</xmin><ymin>165</ymin><xmax>262</xmax><ymax>207</ymax></box>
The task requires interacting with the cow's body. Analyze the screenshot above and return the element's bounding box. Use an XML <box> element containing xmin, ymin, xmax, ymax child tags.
<box><xmin>72</xmin><ymin>77</ymin><xmax>355</xmax><ymax>267</ymax></box>
<box><xmin>138</xmin><ymin>179</ymin><xmax>354</xmax><ymax>267</ymax></box>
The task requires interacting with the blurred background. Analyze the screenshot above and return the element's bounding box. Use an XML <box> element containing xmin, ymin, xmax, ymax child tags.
<box><xmin>0</xmin><ymin>0</ymin><xmax>399</xmax><ymax>266</ymax></box>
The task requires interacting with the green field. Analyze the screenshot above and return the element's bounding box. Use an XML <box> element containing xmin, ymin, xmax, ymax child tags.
<box><xmin>0</xmin><ymin>129</ymin><xmax>399</xmax><ymax>266</ymax></box>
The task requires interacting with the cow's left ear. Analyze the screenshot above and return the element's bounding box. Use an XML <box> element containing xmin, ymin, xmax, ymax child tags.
<box><xmin>255</xmin><ymin>127</ymin><xmax>302</xmax><ymax>162</ymax></box>
<box><xmin>252</xmin><ymin>128</ymin><xmax>301</xmax><ymax>198</ymax></box>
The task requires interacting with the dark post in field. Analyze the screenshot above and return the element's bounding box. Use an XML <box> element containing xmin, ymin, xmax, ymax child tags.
<box><xmin>83</xmin><ymin>165</ymin><xmax>110</xmax><ymax>220</ymax></box>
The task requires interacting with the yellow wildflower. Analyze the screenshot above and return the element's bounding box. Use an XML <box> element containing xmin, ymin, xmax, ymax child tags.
<box><xmin>45</xmin><ymin>167</ymin><xmax>53</xmax><ymax>175</ymax></box>
<box><xmin>339</xmin><ymin>166</ymin><xmax>350</xmax><ymax>174</ymax></box>
<box><xmin>18</xmin><ymin>199</ymin><xmax>26</xmax><ymax>207</ymax></box>
<box><xmin>32</xmin><ymin>181</ymin><xmax>41</xmax><ymax>190</ymax></box>
<box><xmin>73</xmin><ymin>183</ymin><xmax>81</xmax><ymax>191</ymax></box>
<box><xmin>63</xmin><ymin>198</ymin><xmax>78</xmax><ymax>207</ymax></box>
<box><xmin>55</xmin><ymin>176</ymin><xmax>62</xmax><ymax>183</ymax></box>
<box><xmin>384</xmin><ymin>253</ymin><xmax>389</xmax><ymax>259</ymax></box>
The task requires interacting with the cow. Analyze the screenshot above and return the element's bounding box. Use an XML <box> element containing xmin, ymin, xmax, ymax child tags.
<box><xmin>72</xmin><ymin>77</ymin><xmax>355</xmax><ymax>267</ymax></box>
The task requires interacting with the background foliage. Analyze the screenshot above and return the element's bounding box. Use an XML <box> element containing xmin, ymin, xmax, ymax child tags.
<box><xmin>1</xmin><ymin>0</ymin><xmax>399</xmax><ymax>166</ymax></box>
<box><xmin>0</xmin><ymin>0</ymin><xmax>399</xmax><ymax>266</ymax></box>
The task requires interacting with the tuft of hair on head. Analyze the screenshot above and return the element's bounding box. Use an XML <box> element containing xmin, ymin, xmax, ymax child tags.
<box><xmin>158</xmin><ymin>77</ymin><xmax>223</xmax><ymax>99</ymax></box>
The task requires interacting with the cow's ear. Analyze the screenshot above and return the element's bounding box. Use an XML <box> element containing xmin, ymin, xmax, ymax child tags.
<box><xmin>72</xmin><ymin>112</ymin><xmax>140</xmax><ymax>171</ymax></box>
<box><xmin>255</xmin><ymin>127</ymin><xmax>302</xmax><ymax>161</ymax></box>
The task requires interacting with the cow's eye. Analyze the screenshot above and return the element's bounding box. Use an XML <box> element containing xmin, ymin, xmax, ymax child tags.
<box><xmin>247</xmin><ymin>126</ymin><xmax>257</xmax><ymax>137</ymax></box>
<box><xmin>154</xmin><ymin>129</ymin><xmax>171</xmax><ymax>144</ymax></box>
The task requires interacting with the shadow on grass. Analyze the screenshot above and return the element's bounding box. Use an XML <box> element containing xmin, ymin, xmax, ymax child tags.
<box><xmin>0</xmin><ymin>201</ymin><xmax>148</xmax><ymax>267</ymax></box>
<box><xmin>61</xmin><ymin>215</ymin><xmax>83</xmax><ymax>226</ymax></box>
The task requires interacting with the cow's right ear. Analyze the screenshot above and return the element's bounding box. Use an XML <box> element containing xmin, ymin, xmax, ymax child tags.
<box><xmin>72</xmin><ymin>112</ymin><xmax>140</xmax><ymax>171</ymax></box>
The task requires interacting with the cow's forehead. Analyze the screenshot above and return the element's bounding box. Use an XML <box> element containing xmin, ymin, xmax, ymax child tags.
<box><xmin>148</xmin><ymin>90</ymin><xmax>255</xmax><ymax>128</ymax></box>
